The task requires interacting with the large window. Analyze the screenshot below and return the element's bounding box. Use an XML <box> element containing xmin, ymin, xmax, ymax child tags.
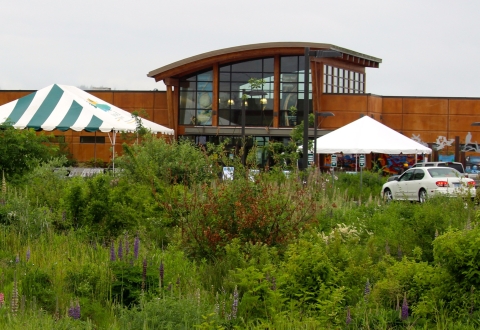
<box><xmin>179</xmin><ymin>70</ymin><xmax>213</xmax><ymax>126</ymax></box>
<box><xmin>323</xmin><ymin>65</ymin><xmax>364</xmax><ymax>94</ymax></box>
<box><xmin>219</xmin><ymin>58</ymin><xmax>274</xmax><ymax>126</ymax></box>
<box><xmin>280</xmin><ymin>56</ymin><xmax>312</xmax><ymax>127</ymax></box>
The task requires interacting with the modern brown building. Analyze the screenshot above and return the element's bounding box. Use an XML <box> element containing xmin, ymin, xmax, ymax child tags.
<box><xmin>1</xmin><ymin>42</ymin><xmax>480</xmax><ymax>168</ymax></box>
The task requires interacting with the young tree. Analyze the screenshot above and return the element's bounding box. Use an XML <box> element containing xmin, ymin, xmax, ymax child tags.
<box><xmin>0</xmin><ymin>122</ymin><xmax>59</xmax><ymax>180</ymax></box>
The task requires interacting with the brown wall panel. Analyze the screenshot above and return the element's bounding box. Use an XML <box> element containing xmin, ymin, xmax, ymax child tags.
<box><xmin>89</xmin><ymin>91</ymin><xmax>114</xmax><ymax>103</ymax></box>
<box><xmin>448</xmin><ymin>116</ymin><xmax>478</xmax><ymax>132</ymax></box>
<box><xmin>367</xmin><ymin>95</ymin><xmax>383</xmax><ymax>114</ymax></box>
<box><xmin>321</xmin><ymin>94</ymin><xmax>368</xmax><ymax>112</ymax></box>
<box><xmin>381</xmin><ymin>114</ymin><xmax>403</xmax><ymax>130</ymax></box>
<box><xmin>449</xmin><ymin>99</ymin><xmax>480</xmax><ymax>115</ymax></box>
<box><xmin>153</xmin><ymin>92</ymin><xmax>168</xmax><ymax>108</ymax></box>
<box><xmin>0</xmin><ymin>91</ymin><xmax>33</xmax><ymax>104</ymax></box>
<box><xmin>402</xmin><ymin>98</ymin><xmax>448</xmax><ymax>115</ymax></box>
<box><xmin>110</xmin><ymin>92</ymin><xmax>155</xmax><ymax>109</ymax></box>
<box><xmin>403</xmin><ymin>114</ymin><xmax>448</xmax><ymax>132</ymax></box>
<box><xmin>382</xmin><ymin>98</ymin><xmax>403</xmax><ymax>114</ymax></box>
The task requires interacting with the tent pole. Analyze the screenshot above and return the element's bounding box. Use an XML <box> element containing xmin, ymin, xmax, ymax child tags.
<box><xmin>94</xmin><ymin>131</ymin><xmax>97</xmax><ymax>168</ymax></box>
<box><xmin>107</xmin><ymin>131</ymin><xmax>116</xmax><ymax>176</ymax></box>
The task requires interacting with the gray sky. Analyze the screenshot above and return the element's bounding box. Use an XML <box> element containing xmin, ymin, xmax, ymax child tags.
<box><xmin>1</xmin><ymin>1</ymin><xmax>478</xmax><ymax>97</ymax></box>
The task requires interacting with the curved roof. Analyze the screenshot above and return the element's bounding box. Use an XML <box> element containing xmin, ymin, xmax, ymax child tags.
<box><xmin>147</xmin><ymin>42</ymin><xmax>382</xmax><ymax>82</ymax></box>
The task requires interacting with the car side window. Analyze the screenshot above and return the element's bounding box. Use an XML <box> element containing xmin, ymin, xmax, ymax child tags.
<box><xmin>412</xmin><ymin>169</ymin><xmax>425</xmax><ymax>180</ymax></box>
<box><xmin>399</xmin><ymin>171</ymin><xmax>414</xmax><ymax>181</ymax></box>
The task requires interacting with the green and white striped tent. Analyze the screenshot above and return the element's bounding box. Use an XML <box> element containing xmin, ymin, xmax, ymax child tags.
<box><xmin>0</xmin><ymin>84</ymin><xmax>174</xmax><ymax>170</ymax></box>
<box><xmin>0</xmin><ymin>84</ymin><xmax>174</xmax><ymax>135</ymax></box>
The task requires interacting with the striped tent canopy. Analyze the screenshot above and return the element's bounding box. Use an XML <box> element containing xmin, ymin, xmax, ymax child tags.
<box><xmin>0</xmin><ymin>84</ymin><xmax>174</xmax><ymax>135</ymax></box>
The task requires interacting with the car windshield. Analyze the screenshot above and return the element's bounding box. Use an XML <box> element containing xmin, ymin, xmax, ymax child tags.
<box><xmin>428</xmin><ymin>168</ymin><xmax>461</xmax><ymax>178</ymax></box>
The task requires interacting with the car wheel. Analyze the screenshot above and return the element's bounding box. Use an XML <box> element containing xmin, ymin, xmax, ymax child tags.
<box><xmin>384</xmin><ymin>188</ymin><xmax>393</xmax><ymax>202</ymax></box>
<box><xmin>419</xmin><ymin>189</ymin><xmax>427</xmax><ymax>203</ymax></box>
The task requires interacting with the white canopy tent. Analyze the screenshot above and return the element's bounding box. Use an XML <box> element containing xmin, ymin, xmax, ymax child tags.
<box><xmin>315</xmin><ymin>116</ymin><xmax>432</xmax><ymax>155</ymax></box>
<box><xmin>0</xmin><ymin>84</ymin><xmax>175</xmax><ymax>170</ymax></box>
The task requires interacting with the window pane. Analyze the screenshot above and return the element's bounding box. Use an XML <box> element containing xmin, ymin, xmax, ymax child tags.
<box><xmin>197</xmin><ymin>71</ymin><xmax>213</xmax><ymax>81</ymax></box>
<box><xmin>281</xmin><ymin>56</ymin><xmax>299</xmax><ymax>72</ymax></box>
<box><xmin>263</xmin><ymin>58</ymin><xmax>274</xmax><ymax>72</ymax></box>
<box><xmin>197</xmin><ymin>81</ymin><xmax>212</xmax><ymax>91</ymax></box>
<box><xmin>219</xmin><ymin>72</ymin><xmax>230</xmax><ymax>82</ymax></box>
<box><xmin>179</xmin><ymin>91</ymin><xmax>195</xmax><ymax>108</ymax></box>
<box><xmin>179</xmin><ymin>109</ymin><xmax>196</xmax><ymax>125</ymax></box>
<box><xmin>197</xmin><ymin>92</ymin><xmax>212</xmax><ymax>110</ymax></box>
<box><xmin>219</xmin><ymin>82</ymin><xmax>231</xmax><ymax>91</ymax></box>
<box><xmin>231</xmin><ymin>59</ymin><xmax>262</xmax><ymax>72</ymax></box>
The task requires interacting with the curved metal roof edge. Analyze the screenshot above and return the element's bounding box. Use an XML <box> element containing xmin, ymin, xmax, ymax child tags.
<box><xmin>147</xmin><ymin>42</ymin><xmax>382</xmax><ymax>78</ymax></box>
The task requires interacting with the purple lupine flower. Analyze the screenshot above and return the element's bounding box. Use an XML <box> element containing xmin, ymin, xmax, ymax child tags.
<box><xmin>110</xmin><ymin>241</ymin><xmax>116</xmax><ymax>262</ymax></box>
<box><xmin>346</xmin><ymin>306</ymin><xmax>352</xmax><ymax>325</ymax></box>
<box><xmin>231</xmin><ymin>286</ymin><xmax>239</xmax><ymax>319</ymax></box>
<box><xmin>134</xmin><ymin>235</ymin><xmax>140</xmax><ymax>259</ymax></box>
<box><xmin>0</xmin><ymin>292</ymin><xmax>4</xmax><ymax>307</ymax></box>
<box><xmin>26</xmin><ymin>248</ymin><xmax>30</xmax><ymax>262</ymax></box>
<box><xmin>364</xmin><ymin>279</ymin><xmax>371</xmax><ymax>300</ymax></box>
<box><xmin>117</xmin><ymin>240</ymin><xmax>123</xmax><ymax>261</ymax></box>
<box><xmin>401</xmin><ymin>293</ymin><xmax>409</xmax><ymax>320</ymax></box>
<box><xmin>68</xmin><ymin>301</ymin><xmax>75</xmax><ymax>318</ymax></box>
<box><xmin>75</xmin><ymin>300</ymin><xmax>81</xmax><ymax>320</ymax></box>
<box><xmin>159</xmin><ymin>261</ymin><xmax>164</xmax><ymax>285</ymax></box>
<box><xmin>68</xmin><ymin>300</ymin><xmax>81</xmax><ymax>320</ymax></box>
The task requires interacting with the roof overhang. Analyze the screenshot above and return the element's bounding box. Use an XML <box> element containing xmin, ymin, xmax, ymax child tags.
<box><xmin>147</xmin><ymin>42</ymin><xmax>382</xmax><ymax>82</ymax></box>
<box><xmin>183</xmin><ymin>126</ymin><xmax>333</xmax><ymax>138</ymax></box>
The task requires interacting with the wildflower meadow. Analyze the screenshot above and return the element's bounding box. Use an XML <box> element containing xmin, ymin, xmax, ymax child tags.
<box><xmin>0</xmin><ymin>135</ymin><xmax>479</xmax><ymax>329</ymax></box>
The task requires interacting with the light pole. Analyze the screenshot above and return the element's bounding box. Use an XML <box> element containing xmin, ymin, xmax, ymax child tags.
<box><xmin>313</xmin><ymin>111</ymin><xmax>334</xmax><ymax>168</ymax></box>
<box><xmin>302</xmin><ymin>48</ymin><xmax>342</xmax><ymax>171</ymax></box>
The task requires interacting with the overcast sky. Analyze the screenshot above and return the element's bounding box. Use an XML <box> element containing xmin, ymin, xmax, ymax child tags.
<box><xmin>1</xmin><ymin>1</ymin><xmax>479</xmax><ymax>97</ymax></box>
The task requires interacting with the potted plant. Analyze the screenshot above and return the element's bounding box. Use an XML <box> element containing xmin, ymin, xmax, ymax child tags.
<box><xmin>287</xmin><ymin>106</ymin><xmax>298</xmax><ymax>126</ymax></box>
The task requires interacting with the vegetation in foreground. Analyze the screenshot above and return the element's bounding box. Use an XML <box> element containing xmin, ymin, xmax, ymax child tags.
<box><xmin>0</xmin><ymin>133</ymin><xmax>479</xmax><ymax>329</ymax></box>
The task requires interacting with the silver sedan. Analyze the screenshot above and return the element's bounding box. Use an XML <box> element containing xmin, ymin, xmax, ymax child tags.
<box><xmin>382</xmin><ymin>167</ymin><xmax>476</xmax><ymax>202</ymax></box>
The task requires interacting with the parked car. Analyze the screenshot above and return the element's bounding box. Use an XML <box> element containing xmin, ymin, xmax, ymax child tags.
<box><xmin>382</xmin><ymin>167</ymin><xmax>476</xmax><ymax>202</ymax></box>
<box><xmin>411</xmin><ymin>161</ymin><xmax>479</xmax><ymax>187</ymax></box>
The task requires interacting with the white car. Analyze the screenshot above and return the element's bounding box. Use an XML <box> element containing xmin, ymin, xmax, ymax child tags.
<box><xmin>382</xmin><ymin>167</ymin><xmax>476</xmax><ymax>203</ymax></box>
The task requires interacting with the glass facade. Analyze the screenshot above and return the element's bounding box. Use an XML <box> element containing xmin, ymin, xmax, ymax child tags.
<box><xmin>219</xmin><ymin>58</ymin><xmax>274</xmax><ymax>126</ymax></box>
<box><xmin>323</xmin><ymin>65</ymin><xmax>364</xmax><ymax>94</ymax></box>
<box><xmin>178</xmin><ymin>56</ymin><xmax>364</xmax><ymax>127</ymax></box>
<box><xmin>179</xmin><ymin>70</ymin><xmax>213</xmax><ymax>126</ymax></box>
<box><xmin>280</xmin><ymin>56</ymin><xmax>312</xmax><ymax>127</ymax></box>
